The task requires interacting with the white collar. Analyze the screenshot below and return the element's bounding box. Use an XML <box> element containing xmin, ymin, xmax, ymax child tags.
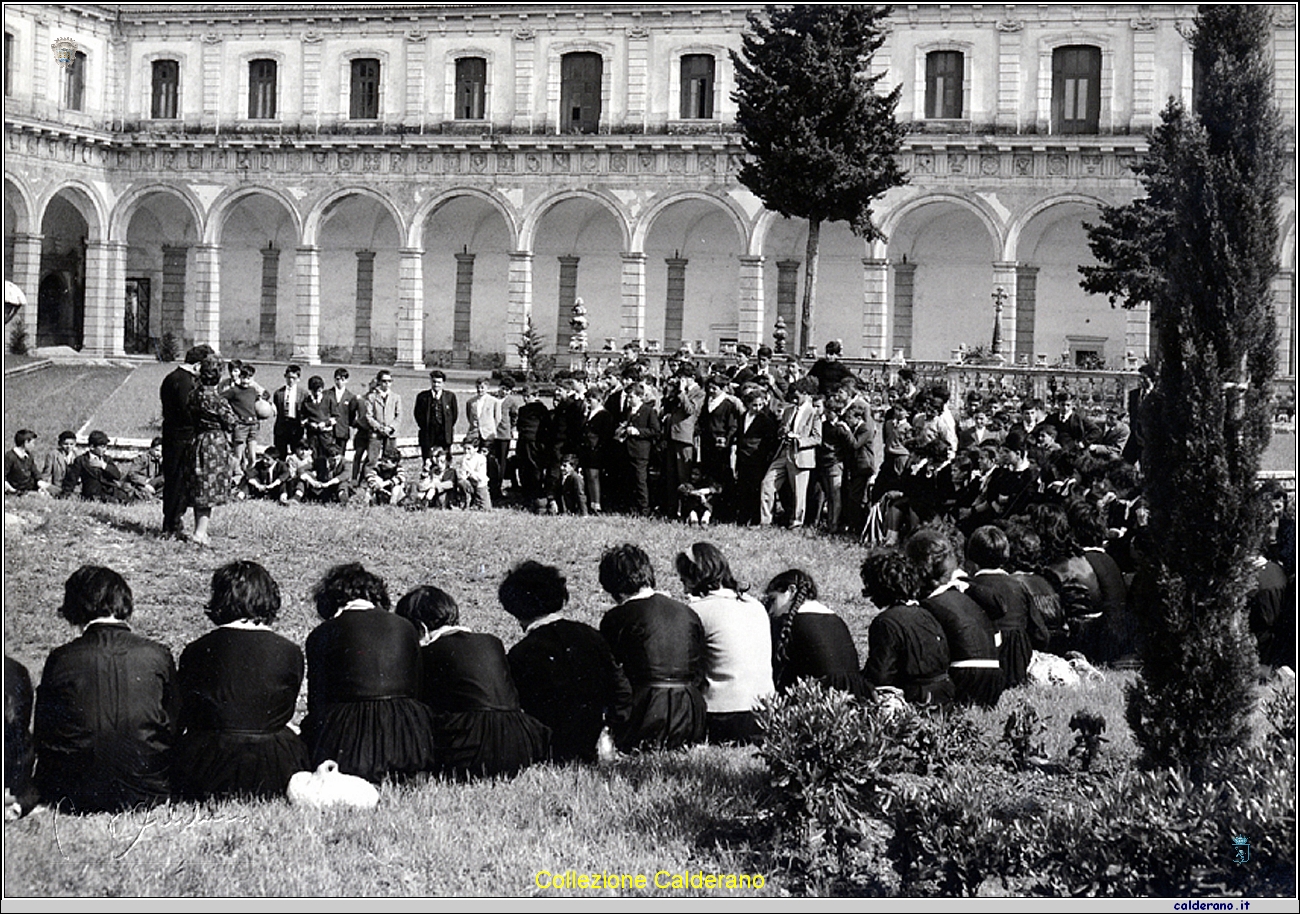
<box><xmin>523</xmin><ymin>612</ymin><xmax>566</xmax><ymax>635</ymax></box>
<box><xmin>84</xmin><ymin>617</ymin><xmax>129</xmax><ymax>630</ymax></box>
<box><xmin>795</xmin><ymin>600</ymin><xmax>835</xmax><ymax>615</ymax></box>
<box><xmin>618</xmin><ymin>586</ymin><xmax>658</xmax><ymax>604</ymax></box>
<box><xmin>927</xmin><ymin>576</ymin><xmax>968</xmax><ymax>598</ymax></box>
<box><xmin>334</xmin><ymin>598</ymin><xmax>375</xmax><ymax>617</ymax></box>
<box><xmin>423</xmin><ymin>624</ymin><xmax>470</xmax><ymax>645</ymax></box>
<box><xmin>220</xmin><ymin>619</ymin><xmax>271</xmax><ymax>631</ymax></box>
<box><xmin>972</xmin><ymin>568</ymin><xmax>1008</xmax><ymax>577</ymax></box>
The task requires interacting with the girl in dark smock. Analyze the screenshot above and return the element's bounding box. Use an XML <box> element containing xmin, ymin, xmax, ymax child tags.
<box><xmin>964</xmin><ymin>526</ymin><xmax>1044</xmax><ymax>689</ymax></box>
<box><xmin>174</xmin><ymin>561</ymin><xmax>309</xmax><ymax>800</ymax></box>
<box><xmin>764</xmin><ymin>569</ymin><xmax>869</xmax><ymax>698</ymax></box>
<box><xmin>860</xmin><ymin>551</ymin><xmax>953</xmax><ymax>706</ymax></box>
<box><xmin>598</xmin><ymin>544</ymin><xmax>708</xmax><ymax>751</ymax></box>
<box><xmin>396</xmin><ymin>585</ymin><xmax>549</xmax><ymax>779</ymax></box>
<box><xmin>300</xmin><ymin>563</ymin><xmax>439</xmax><ymax>783</ymax></box>
<box><xmin>34</xmin><ymin>566</ymin><xmax>177</xmax><ymax>813</ymax></box>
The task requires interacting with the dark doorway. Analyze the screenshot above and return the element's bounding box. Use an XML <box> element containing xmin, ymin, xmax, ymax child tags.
<box><xmin>37</xmin><ymin>270</ymin><xmax>82</xmax><ymax>349</ymax></box>
<box><xmin>125</xmin><ymin>277</ymin><xmax>152</xmax><ymax>354</ymax></box>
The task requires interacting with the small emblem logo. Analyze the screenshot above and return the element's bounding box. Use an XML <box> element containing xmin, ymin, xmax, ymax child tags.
<box><xmin>51</xmin><ymin>37</ymin><xmax>79</xmax><ymax>70</ymax></box>
<box><xmin>1231</xmin><ymin>834</ymin><xmax>1251</xmax><ymax>865</ymax></box>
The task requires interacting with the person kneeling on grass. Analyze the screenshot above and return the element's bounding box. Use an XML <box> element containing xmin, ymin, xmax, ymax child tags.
<box><xmin>860</xmin><ymin>550</ymin><xmax>953</xmax><ymax>707</ymax></box>
<box><xmin>457</xmin><ymin>437</ymin><xmax>493</xmax><ymax>510</ymax></box>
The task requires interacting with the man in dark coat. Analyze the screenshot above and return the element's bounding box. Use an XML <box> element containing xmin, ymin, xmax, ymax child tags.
<box><xmin>414</xmin><ymin>370</ymin><xmax>458</xmax><ymax>463</ymax></box>
<box><xmin>159</xmin><ymin>344</ymin><xmax>212</xmax><ymax>536</ymax></box>
<box><xmin>272</xmin><ymin>364</ymin><xmax>306</xmax><ymax>456</ymax></box>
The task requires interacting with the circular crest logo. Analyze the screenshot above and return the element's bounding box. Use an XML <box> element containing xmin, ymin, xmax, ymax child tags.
<box><xmin>51</xmin><ymin>37</ymin><xmax>79</xmax><ymax>70</ymax></box>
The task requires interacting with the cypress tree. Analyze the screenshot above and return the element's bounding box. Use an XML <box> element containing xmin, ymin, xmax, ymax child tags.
<box><xmin>731</xmin><ymin>5</ymin><xmax>907</xmax><ymax>354</ymax></box>
<box><xmin>1079</xmin><ymin>6</ymin><xmax>1284</xmax><ymax>772</ymax></box>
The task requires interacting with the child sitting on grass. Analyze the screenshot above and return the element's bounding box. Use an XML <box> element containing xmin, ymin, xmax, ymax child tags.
<box><xmin>678</xmin><ymin>467</ymin><xmax>719</xmax><ymax>527</ymax></box>
<box><xmin>415</xmin><ymin>449</ymin><xmax>457</xmax><ymax>509</ymax></box>
<box><xmin>458</xmin><ymin>438</ymin><xmax>493</xmax><ymax>510</ymax></box>
<box><xmin>241</xmin><ymin>447</ymin><xmax>286</xmax><ymax>501</ymax></box>
<box><xmin>367</xmin><ymin>447</ymin><xmax>407</xmax><ymax>506</ymax></box>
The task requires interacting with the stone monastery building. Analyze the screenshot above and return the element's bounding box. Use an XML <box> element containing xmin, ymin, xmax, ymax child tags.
<box><xmin>3</xmin><ymin>3</ymin><xmax>1296</xmax><ymax>370</ymax></box>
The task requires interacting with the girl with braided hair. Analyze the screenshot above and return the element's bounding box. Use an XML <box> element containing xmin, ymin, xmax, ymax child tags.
<box><xmin>762</xmin><ymin>569</ymin><xmax>869</xmax><ymax>697</ymax></box>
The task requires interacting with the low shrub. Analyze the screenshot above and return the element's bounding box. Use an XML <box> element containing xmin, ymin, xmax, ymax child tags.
<box><xmin>9</xmin><ymin>317</ymin><xmax>30</xmax><ymax>355</ymax></box>
<box><xmin>156</xmin><ymin>331</ymin><xmax>178</xmax><ymax>362</ymax></box>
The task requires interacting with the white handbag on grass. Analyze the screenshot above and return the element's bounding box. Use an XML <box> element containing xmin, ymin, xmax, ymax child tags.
<box><xmin>287</xmin><ymin>760</ymin><xmax>380</xmax><ymax>810</ymax></box>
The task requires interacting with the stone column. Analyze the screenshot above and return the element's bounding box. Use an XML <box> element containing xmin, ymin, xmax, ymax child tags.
<box><xmin>775</xmin><ymin>259</ymin><xmax>800</xmax><ymax>331</ymax></box>
<box><xmin>82</xmin><ymin>240</ymin><xmax>127</xmax><ymax>357</ymax></box>
<box><xmin>663</xmin><ymin>256</ymin><xmax>688</xmax><ymax>351</ymax></box>
<box><xmin>294</xmin><ymin>245</ymin><xmax>321</xmax><ymax>365</ymax></box>
<box><xmin>192</xmin><ymin>243</ymin><xmax>221</xmax><ymax>352</ymax></box>
<box><xmin>11</xmin><ymin>232</ymin><xmax>42</xmax><ymax>331</ymax></box>
<box><xmin>453</xmin><ymin>251</ymin><xmax>475</xmax><ymax>366</ymax></box>
<box><xmin>1124</xmin><ymin>302</ymin><xmax>1151</xmax><ymax>366</ymax></box>
<box><xmin>556</xmin><ymin>255</ymin><xmax>579</xmax><ymax>353</ymax></box>
<box><xmin>892</xmin><ymin>262</ymin><xmax>916</xmax><ymax>359</ymax></box>
<box><xmin>396</xmin><ymin>248</ymin><xmax>425</xmax><ymax>370</ymax></box>
<box><xmin>506</xmin><ymin>251</ymin><xmax>534</xmax><ymax>370</ymax></box>
<box><xmin>354</xmin><ymin>250</ymin><xmax>376</xmax><ymax>363</ymax></box>
<box><xmin>737</xmin><ymin>255</ymin><xmax>766</xmax><ymax>351</ymax></box>
<box><xmin>259</xmin><ymin>246</ymin><xmax>280</xmax><ymax>357</ymax></box>
<box><xmin>861</xmin><ymin>258</ymin><xmax>889</xmax><ymax>359</ymax></box>
<box><xmin>161</xmin><ymin>245</ymin><xmax>188</xmax><ymax>346</ymax></box>
<box><xmin>620</xmin><ymin>252</ymin><xmax>647</xmax><ymax>347</ymax></box>
<box><xmin>996</xmin><ymin>26</ymin><xmax>1022</xmax><ymax>133</ymax></box>
<box><xmin>512</xmin><ymin>31</ymin><xmax>536</xmax><ymax>132</ymax></box>
<box><xmin>1276</xmin><ymin>271</ymin><xmax>1296</xmax><ymax>377</ymax></box>
<box><xmin>992</xmin><ymin>261</ymin><xmax>1019</xmax><ymax>359</ymax></box>
<box><xmin>1015</xmin><ymin>265</ymin><xmax>1039</xmax><ymax>366</ymax></box>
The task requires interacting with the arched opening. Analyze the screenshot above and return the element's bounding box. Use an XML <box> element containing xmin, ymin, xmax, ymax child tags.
<box><xmin>317</xmin><ymin>193</ymin><xmax>402</xmax><ymax>363</ymax></box>
<box><xmin>216</xmin><ymin>191</ymin><xmax>299</xmax><ymax>359</ymax></box>
<box><xmin>761</xmin><ymin>217</ymin><xmax>868</xmax><ymax>357</ymax></box>
<box><xmin>123</xmin><ymin>190</ymin><xmax>201</xmax><ymax>352</ymax></box>
<box><xmin>532</xmin><ymin>196</ymin><xmax>625</xmax><ymax>352</ymax></box>
<box><xmin>37</xmin><ymin>193</ymin><xmax>89</xmax><ymax>349</ymax></box>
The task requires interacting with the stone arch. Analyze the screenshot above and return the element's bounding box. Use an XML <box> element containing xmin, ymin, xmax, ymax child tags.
<box><xmin>520</xmin><ymin>188</ymin><xmax>631</xmax><ymax>252</ymax></box>
<box><xmin>110</xmin><ymin>182</ymin><xmax>202</xmax><ymax>242</ymax></box>
<box><xmin>4</xmin><ymin>174</ymin><xmax>35</xmax><ymax>234</ymax></box>
<box><xmin>632</xmin><ymin>190</ymin><xmax>748</xmax><ymax>253</ymax></box>
<box><xmin>639</xmin><ymin>191</ymin><xmax>750</xmax><ymax>353</ymax></box>
<box><xmin>39</xmin><ymin>181</ymin><xmax>108</xmax><ymax>241</ymax></box>
<box><xmin>303</xmin><ymin>186</ymin><xmax>406</xmax><ymax>247</ymax></box>
<box><xmin>410</xmin><ymin>187</ymin><xmax>519</xmax><ymax>250</ymax></box>
<box><xmin>881</xmin><ymin>191</ymin><xmax>1005</xmax><ymax>253</ymax></box>
<box><xmin>205</xmin><ymin>184</ymin><xmax>304</xmax><ymax>246</ymax></box>
<box><xmin>1014</xmin><ymin>195</ymin><xmax>1124</xmax><ymax>368</ymax></box>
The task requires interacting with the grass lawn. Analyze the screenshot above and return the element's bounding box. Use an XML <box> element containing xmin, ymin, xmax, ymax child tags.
<box><xmin>2</xmin><ymin>365</ymin><xmax>133</xmax><ymax>446</ymax></box>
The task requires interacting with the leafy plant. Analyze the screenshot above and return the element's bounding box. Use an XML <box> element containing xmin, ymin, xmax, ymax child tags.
<box><xmin>1001</xmin><ymin>705</ymin><xmax>1050</xmax><ymax>771</ymax></box>
<box><xmin>8</xmin><ymin>317</ymin><xmax>30</xmax><ymax>355</ymax></box>
<box><xmin>156</xmin><ymin>331</ymin><xmax>178</xmax><ymax>362</ymax></box>
<box><xmin>1068</xmin><ymin>709</ymin><xmax>1108</xmax><ymax>772</ymax></box>
<box><xmin>515</xmin><ymin>316</ymin><xmax>548</xmax><ymax>379</ymax></box>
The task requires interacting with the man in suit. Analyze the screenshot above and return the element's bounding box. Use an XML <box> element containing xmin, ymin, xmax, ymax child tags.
<box><xmin>617</xmin><ymin>382</ymin><xmax>661</xmax><ymax>516</ymax></box>
<box><xmin>159</xmin><ymin>343</ymin><xmax>213</xmax><ymax>537</ymax></box>
<box><xmin>1122</xmin><ymin>364</ymin><xmax>1155</xmax><ymax>466</ymax></box>
<box><xmin>363</xmin><ymin>369</ymin><xmax>402</xmax><ymax>481</ymax></box>
<box><xmin>414</xmin><ymin>370</ymin><xmax>458</xmax><ymax>463</ymax></box>
<box><xmin>272</xmin><ymin>364</ymin><xmax>306</xmax><ymax>456</ymax></box>
<box><xmin>734</xmin><ymin>386</ymin><xmax>781</xmax><ymax>525</ymax></box>
<box><xmin>61</xmin><ymin>430</ymin><xmax>127</xmax><ymax>503</ymax></box>
<box><xmin>761</xmin><ymin>376</ymin><xmax>822</xmax><ymax>527</ymax></box>
<box><xmin>323</xmin><ymin>367</ymin><xmax>360</xmax><ymax>472</ymax></box>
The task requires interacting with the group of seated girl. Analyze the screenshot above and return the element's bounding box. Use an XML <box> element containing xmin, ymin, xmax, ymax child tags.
<box><xmin>7</xmin><ymin>525</ymin><xmax>1057</xmax><ymax>817</ymax></box>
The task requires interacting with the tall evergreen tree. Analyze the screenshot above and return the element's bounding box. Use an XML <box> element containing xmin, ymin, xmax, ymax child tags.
<box><xmin>1079</xmin><ymin>6</ymin><xmax>1284</xmax><ymax>772</ymax></box>
<box><xmin>731</xmin><ymin>5</ymin><xmax>906</xmax><ymax>355</ymax></box>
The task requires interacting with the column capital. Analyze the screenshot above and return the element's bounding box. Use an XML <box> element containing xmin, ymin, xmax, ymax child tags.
<box><xmin>509</xmin><ymin>250</ymin><xmax>535</xmax><ymax>262</ymax></box>
<box><xmin>355</xmin><ymin>249</ymin><xmax>377</xmax><ymax>262</ymax></box>
<box><xmin>296</xmin><ymin>245</ymin><xmax>320</xmax><ymax>255</ymax></box>
<box><xmin>14</xmin><ymin>232</ymin><xmax>44</xmax><ymax>243</ymax></box>
<box><xmin>620</xmin><ymin>251</ymin><xmax>647</xmax><ymax>263</ymax></box>
<box><xmin>992</xmin><ymin>260</ymin><xmax>1020</xmax><ymax>272</ymax></box>
<box><xmin>87</xmin><ymin>238</ymin><xmax>128</xmax><ymax>252</ymax></box>
<box><xmin>739</xmin><ymin>254</ymin><xmax>765</xmax><ymax>266</ymax></box>
<box><xmin>862</xmin><ymin>257</ymin><xmax>889</xmax><ymax>268</ymax></box>
<box><xmin>192</xmin><ymin>242</ymin><xmax>221</xmax><ymax>253</ymax></box>
<box><xmin>399</xmin><ymin>247</ymin><xmax>425</xmax><ymax>258</ymax></box>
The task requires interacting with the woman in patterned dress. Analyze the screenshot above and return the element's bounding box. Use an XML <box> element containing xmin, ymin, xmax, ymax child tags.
<box><xmin>186</xmin><ymin>354</ymin><xmax>239</xmax><ymax>545</ymax></box>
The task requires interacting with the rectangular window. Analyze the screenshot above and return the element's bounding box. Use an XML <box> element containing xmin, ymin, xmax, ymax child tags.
<box><xmin>248</xmin><ymin>58</ymin><xmax>277</xmax><ymax>119</ymax></box>
<box><xmin>925</xmin><ymin>50</ymin><xmax>963</xmax><ymax>119</ymax></box>
<box><xmin>455</xmin><ymin>57</ymin><xmax>486</xmax><ymax>120</ymax></box>
<box><xmin>560</xmin><ymin>52</ymin><xmax>602</xmax><ymax>134</ymax></box>
<box><xmin>4</xmin><ymin>32</ymin><xmax>14</xmax><ymax>97</ymax></box>
<box><xmin>1052</xmin><ymin>45</ymin><xmax>1101</xmax><ymax>134</ymax></box>
<box><xmin>680</xmin><ymin>54</ymin><xmax>715</xmax><ymax>119</ymax></box>
<box><xmin>151</xmin><ymin>59</ymin><xmax>179</xmax><ymax>119</ymax></box>
<box><xmin>64</xmin><ymin>50</ymin><xmax>85</xmax><ymax>111</ymax></box>
<box><xmin>350</xmin><ymin>58</ymin><xmax>380</xmax><ymax>120</ymax></box>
